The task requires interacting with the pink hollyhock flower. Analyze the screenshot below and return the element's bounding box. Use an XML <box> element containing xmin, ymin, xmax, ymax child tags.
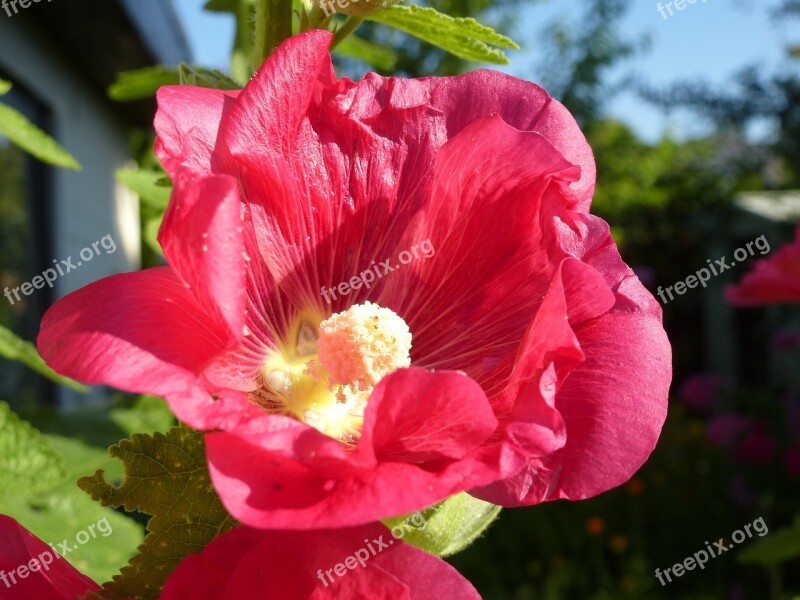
<box><xmin>0</xmin><ymin>515</ymin><xmax>100</xmax><ymax>599</ymax></box>
<box><xmin>678</xmin><ymin>373</ymin><xmax>724</xmax><ymax>411</ymax></box>
<box><xmin>38</xmin><ymin>31</ymin><xmax>671</xmax><ymax>528</ymax></box>
<box><xmin>733</xmin><ymin>422</ymin><xmax>776</xmax><ymax>465</ymax></box>
<box><xmin>161</xmin><ymin>523</ymin><xmax>479</xmax><ymax>600</ymax></box>
<box><xmin>706</xmin><ymin>413</ymin><xmax>749</xmax><ymax>447</ymax></box>
<box><xmin>785</xmin><ymin>445</ymin><xmax>800</xmax><ymax>478</ymax></box>
<box><xmin>0</xmin><ymin>516</ymin><xmax>476</xmax><ymax>600</ymax></box>
<box><xmin>726</xmin><ymin>228</ymin><xmax>800</xmax><ymax>305</ymax></box>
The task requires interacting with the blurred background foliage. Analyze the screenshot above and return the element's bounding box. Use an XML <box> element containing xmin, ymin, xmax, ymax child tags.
<box><xmin>1</xmin><ymin>0</ymin><xmax>799</xmax><ymax>597</ymax></box>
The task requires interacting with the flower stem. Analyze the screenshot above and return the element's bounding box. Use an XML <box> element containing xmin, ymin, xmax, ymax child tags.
<box><xmin>330</xmin><ymin>16</ymin><xmax>364</xmax><ymax>50</ymax></box>
<box><xmin>253</xmin><ymin>0</ymin><xmax>293</xmax><ymax>71</ymax></box>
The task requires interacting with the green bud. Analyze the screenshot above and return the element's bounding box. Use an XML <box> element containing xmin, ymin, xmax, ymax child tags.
<box><xmin>383</xmin><ymin>492</ymin><xmax>502</xmax><ymax>557</ymax></box>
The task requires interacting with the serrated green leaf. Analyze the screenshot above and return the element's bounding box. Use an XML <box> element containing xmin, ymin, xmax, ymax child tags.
<box><xmin>78</xmin><ymin>426</ymin><xmax>237</xmax><ymax>600</ymax></box>
<box><xmin>116</xmin><ymin>168</ymin><xmax>171</xmax><ymax>210</ymax></box>
<box><xmin>0</xmin><ymin>104</ymin><xmax>81</xmax><ymax>169</ymax></box>
<box><xmin>108</xmin><ymin>67</ymin><xmax>181</xmax><ymax>101</ymax></box>
<box><xmin>739</xmin><ymin>517</ymin><xmax>800</xmax><ymax>565</ymax></box>
<box><xmin>177</xmin><ymin>63</ymin><xmax>240</xmax><ymax>90</ymax></box>
<box><xmin>334</xmin><ymin>35</ymin><xmax>398</xmax><ymax>70</ymax></box>
<box><xmin>366</xmin><ymin>5</ymin><xmax>519</xmax><ymax>65</ymax></box>
<box><xmin>0</xmin><ymin>401</ymin><xmax>66</xmax><ymax>495</ymax></box>
<box><xmin>0</xmin><ymin>433</ymin><xmax>143</xmax><ymax>584</ymax></box>
<box><xmin>0</xmin><ymin>79</ymin><xmax>11</xmax><ymax>95</ymax></box>
<box><xmin>0</xmin><ymin>325</ymin><xmax>88</xmax><ymax>392</ymax></box>
<box><xmin>383</xmin><ymin>492</ymin><xmax>501</xmax><ymax>557</ymax></box>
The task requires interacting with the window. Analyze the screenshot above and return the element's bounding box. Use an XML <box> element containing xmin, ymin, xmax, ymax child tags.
<box><xmin>0</xmin><ymin>80</ymin><xmax>55</xmax><ymax>407</ymax></box>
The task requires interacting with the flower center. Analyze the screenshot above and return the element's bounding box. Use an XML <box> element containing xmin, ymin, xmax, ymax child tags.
<box><xmin>253</xmin><ymin>302</ymin><xmax>411</xmax><ymax>443</ymax></box>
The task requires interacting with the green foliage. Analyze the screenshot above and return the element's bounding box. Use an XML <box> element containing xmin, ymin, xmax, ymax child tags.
<box><xmin>79</xmin><ymin>426</ymin><xmax>237</xmax><ymax>600</ymax></box>
<box><xmin>537</xmin><ymin>0</ymin><xmax>643</xmax><ymax>125</ymax></box>
<box><xmin>366</xmin><ymin>5</ymin><xmax>518</xmax><ymax>65</ymax></box>
<box><xmin>108</xmin><ymin>66</ymin><xmax>181</xmax><ymax>101</ymax></box>
<box><xmin>2</xmin><ymin>435</ymin><xmax>145</xmax><ymax>584</ymax></box>
<box><xmin>108</xmin><ymin>65</ymin><xmax>238</xmax><ymax>102</ymax></box>
<box><xmin>116</xmin><ymin>168</ymin><xmax>171</xmax><ymax>211</ymax></box>
<box><xmin>0</xmin><ymin>400</ymin><xmax>66</xmax><ymax>494</ymax></box>
<box><xmin>204</xmin><ymin>0</ymin><xmax>255</xmax><ymax>84</ymax></box>
<box><xmin>334</xmin><ymin>35</ymin><xmax>398</xmax><ymax>71</ymax></box>
<box><xmin>0</xmin><ymin>404</ymin><xmax>144</xmax><ymax>583</ymax></box>
<box><xmin>384</xmin><ymin>492</ymin><xmax>501</xmax><ymax>557</ymax></box>
<box><xmin>739</xmin><ymin>516</ymin><xmax>800</xmax><ymax>565</ymax></box>
<box><xmin>0</xmin><ymin>102</ymin><xmax>81</xmax><ymax>170</ymax></box>
<box><xmin>0</xmin><ymin>324</ymin><xmax>89</xmax><ymax>393</ymax></box>
<box><xmin>177</xmin><ymin>64</ymin><xmax>240</xmax><ymax>90</ymax></box>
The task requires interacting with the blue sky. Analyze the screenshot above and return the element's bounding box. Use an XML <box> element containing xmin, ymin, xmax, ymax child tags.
<box><xmin>172</xmin><ymin>0</ymin><xmax>797</xmax><ymax>141</ymax></box>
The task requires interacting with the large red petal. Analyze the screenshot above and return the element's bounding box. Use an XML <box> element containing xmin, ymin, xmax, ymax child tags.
<box><xmin>0</xmin><ymin>515</ymin><xmax>100</xmax><ymax>599</ymax></box>
<box><xmin>381</xmin><ymin>116</ymin><xmax>580</xmax><ymax>394</ymax></box>
<box><xmin>206</xmin><ymin>370</ymin><xmax>510</xmax><ymax>529</ymax></box>
<box><xmin>154</xmin><ymin>85</ymin><xmax>239</xmax><ymax>179</ymax></box>
<box><xmin>161</xmin><ymin>523</ymin><xmax>478</xmax><ymax>600</ymax></box>
<box><xmin>158</xmin><ymin>174</ymin><xmax>247</xmax><ymax>340</ymax></box>
<box><xmin>428</xmin><ymin>69</ymin><xmax>596</xmax><ymax>209</ymax></box>
<box><xmin>37</xmin><ymin>268</ymin><xmax>258</xmax><ymax>430</ymax></box>
<box><xmin>361</xmin><ymin>368</ymin><xmax>497</xmax><ymax>463</ymax></box>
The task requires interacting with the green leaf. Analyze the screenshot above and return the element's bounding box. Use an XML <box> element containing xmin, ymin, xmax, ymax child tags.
<box><xmin>143</xmin><ymin>217</ymin><xmax>164</xmax><ymax>256</ymax></box>
<box><xmin>383</xmin><ymin>492</ymin><xmax>501</xmax><ymax>557</ymax></box>
<box><xmin>0</xmin><ymin>401</ymin><xmax>66</xmax><ymax>495</ymax></box>
<box><xmin>0</xmin><ymin>325</ymin><xmax>88</xmax><ymax>392</ymax></box>
<box><xmin>0</xmin><ymin>434</ymin><xmax>144</xmax><ymax>584</ymax></box>
<box><xmin>0</xmin><ymin>104</ymin><xmax>81</xmax><ymax>169</ymax></box>
<box><xmin>177</xmin><ymin>64</ymin><xmax>240</xmax><ymax>90</ymax></box>
<box><xmin>108</xmin><ymin>66</ymin><xmax>181</xmax><ymax>101</ymax></box>
<box><xmin>739</xmin><ymin>517</ymin><xmax>800</xmax><ymax>565</ymax></box>
<box><xmin>116</xmin><ymin>168</ymin><xmax>171</xmax><ymax>210</ymax></box>
<box><xmin>334</xmin><ymin>35</ymin><xmax>398</xmax><ymax>71</ymax></box>
<box><xmin>366</xmin><ymin>5</ymin><xmax>519</xmax><ymax>65</ymax></box>
<box><xmin>78</xmin><ymin>426</ymin><xmax>237</xmax><ymax>600</ymax></box>
<box><xmin>0</xmin><ymin>79</ymin><xmax>11</xmax><ymax>95</ymax></box>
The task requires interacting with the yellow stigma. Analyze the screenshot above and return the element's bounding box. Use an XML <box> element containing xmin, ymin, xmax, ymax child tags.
<box><xmin>253</xmin><ymin>302</ymin><xmax>412</xmax><ymax>443</ymax></box>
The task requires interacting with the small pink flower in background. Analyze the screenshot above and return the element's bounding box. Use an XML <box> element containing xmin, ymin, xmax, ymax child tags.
<box><xmin>632</xmin><ymin>265</ymin><xmax>656</xmax><ymax>289</ymax></box>
<box><xmin>733</xmin><ymin>422</ymin><xmax>777</xmax><ymax>465</ymax></box>
<box><xmin>784</xmin><ymin>445</ymin><xmax>800</xmax><ymax>478</ymax></box>
<box><xmin>771</xmin><ymin>328</ymin><xmax>800</xmax><ymax>351</ymax></box>
<box><xmin>678</xmin><ymin>373</ymin><xmax>724</xmax><ymax>411</ymax></box>
<box><xmin>729</xmin><ymin>476</ymin><xmax>755</xmax><ymax>509</ymax></box>
<box><xmin>38</xmin><ymin>30</ymin><xmax>671</xmax><ymax>530</ymax></box>
<box><xmin>706</xmin><ymin>413</ymin><xmax>749</xmax><ymax>447</ymax></box>
<box><xmin>726</xmin><ymin>226</ymin><xmax>800</xmax><ymax>306</ymax></box>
